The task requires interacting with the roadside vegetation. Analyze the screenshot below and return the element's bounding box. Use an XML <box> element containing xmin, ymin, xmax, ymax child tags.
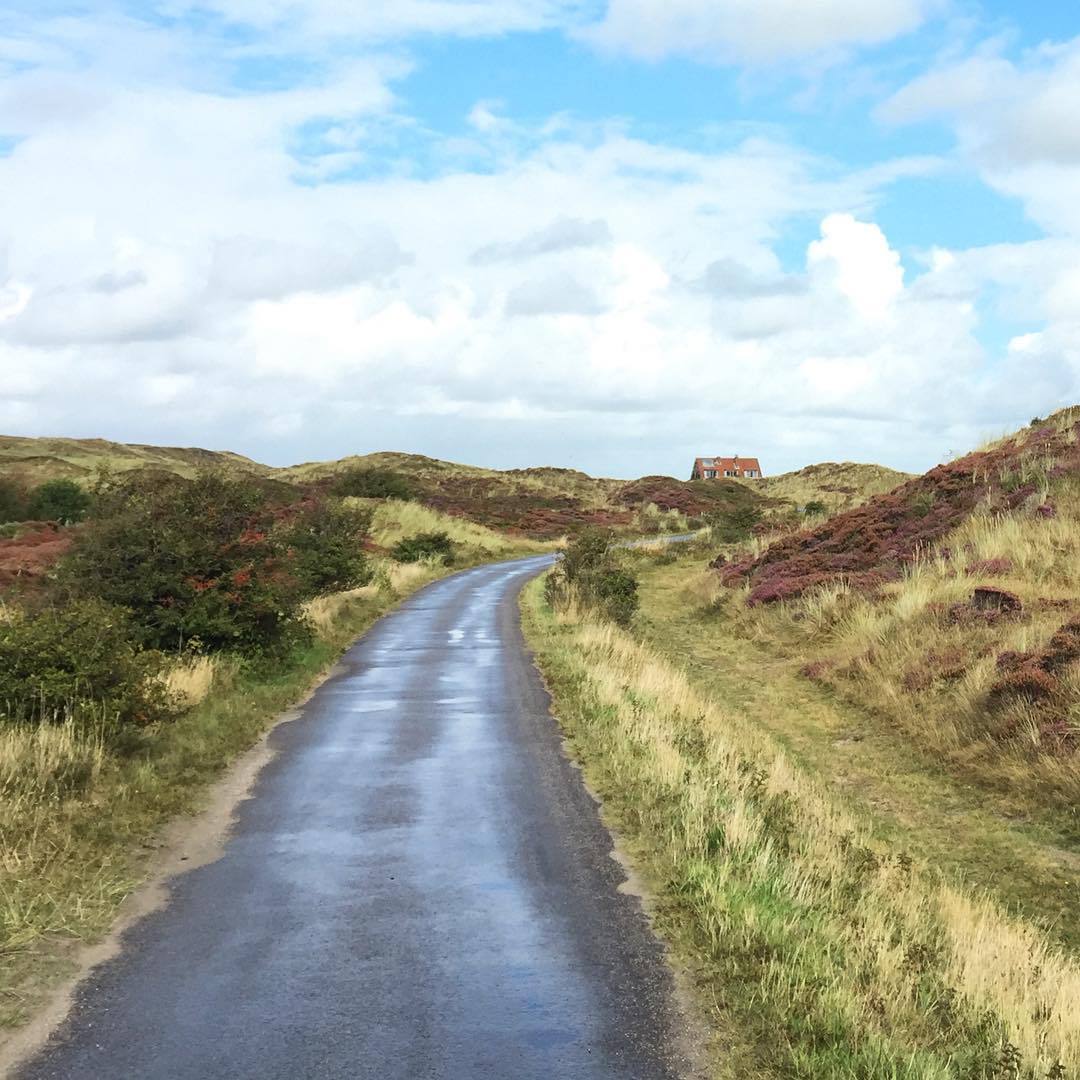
<box><xmin>0</xmin><ymin>470</ymin><xmax>544</xmax><ymax>1031</ymax></box>
<box><xmin>525</xmin><ymin>412</ymin><xmax>1080</xmax><ymax>1079</ymax></box>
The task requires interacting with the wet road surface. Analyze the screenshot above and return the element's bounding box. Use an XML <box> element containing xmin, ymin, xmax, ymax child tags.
<box><xmin>17</xmin><ymin>556</ymin><xmax>696</xmax><ymax>1080</ymax></box>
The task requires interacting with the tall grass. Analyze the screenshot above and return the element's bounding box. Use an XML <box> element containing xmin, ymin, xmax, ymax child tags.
<box><xmin>720</xmin><ymin>477</ymin><xmax>1080</xmax><ymax>806</ymax></box>
<box><xmin>358</xmin><ymin>498</ymin><xmax>540</xmax><ymax>554</ymax></box>
<box><xmin>524</xmin><ymin>582</ymin><xmax>1080</xmax><ymax>1078</ymax></box>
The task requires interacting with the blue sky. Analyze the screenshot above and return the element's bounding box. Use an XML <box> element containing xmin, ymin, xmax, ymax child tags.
<box><xmin>1</xmin><ymin>1</ymin><xmax>1079</xmax><ymax>477</ymax></box>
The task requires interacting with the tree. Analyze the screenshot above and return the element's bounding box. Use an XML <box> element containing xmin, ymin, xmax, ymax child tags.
<box><xmin>60</xmin><ymin>473</ymin><xmax>305</xmax><ymax>654</ymax></box>
<box><xmin>27</xmin><ymin>479</ymin><xmax>91</xmax><ymax>524</ymax></box>
<box><xmin>280</xmin><ymin>502</ymin><xmax>374</xmax><ymax>596</ymax></box>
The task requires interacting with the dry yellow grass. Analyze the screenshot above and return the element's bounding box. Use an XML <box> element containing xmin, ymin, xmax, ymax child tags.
<box><xmin>526</xmin><ymin>585</ymin><xmax>1080</xmax><ymax>1077</ymax></box>
<box><xmin>735</xmin><ymin>461</ymin><xmax>912</xmax><ymax>513</ymax></box>
<box><xmin>161</xmin><ymin>656</ymin><xmax>220</xmax><ymax>709</ymax></box>
<box><xmin>355</xmin><ymin>498</ymin><xmax>546</xmax><ymax>555</ymax></box>
<box><xmin>694</xmin><ymin>463</ymin><xmax>1080</xmax><ymax>813</ymax></box>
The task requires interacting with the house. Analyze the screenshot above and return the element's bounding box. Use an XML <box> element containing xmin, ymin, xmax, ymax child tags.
<box><xmin>691</xmin><ymin>455</ymin><xmax>763</xmax><ymax>480</ymax></box>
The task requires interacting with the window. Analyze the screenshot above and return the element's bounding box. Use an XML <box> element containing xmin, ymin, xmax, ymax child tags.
<box><xmin>724</xmin><ymin>470</ymin><xmax>734</xmax><ymax>477</ymax></box>
<box><xmin>705</xmin><ymin>469</ymin><xmax>716</xmax><ymax>478</ymax></box>
<box><xmin>745</xmin><ymin>470</ymin><xmax>757</xmax><ymax>477</ymax></box>
<box><xmin>701</xmin><ymin>458</ymin><xmax>714</xmax><ymax>466</ymax></box>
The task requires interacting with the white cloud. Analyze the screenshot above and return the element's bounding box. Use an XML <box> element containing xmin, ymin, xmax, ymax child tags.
<box><xmin>807</xmin><ymin>213</ymin><xmax>904</xmax><ymax>321</ymax></box>
<box><xmin>881</xmin><ymin>39</ymin><xmax>1080</xmax><ymax>236</ymax></box>
<box><xmin>0</xmin><ymin>5</ymin><xmax>1077</xmax><ymax>478</ymax></box>
<box><xmin>160</xmin><ymin>0</ymin><xmax>590</xmax><ymax>43</ymax></box>
<box><xmin>585</xmin><ymin>0</ymin><xmax>933</xmax><ymax>64</ymax></box>
<box><xmin>504</xmin><ymin>272</ymin><xmax>604</xmax><ymax>316</ymax></box>
<box><xmin>472</xmin><ymin>217</ymin><xmax>612</xmax><ymax>264</ymax></box>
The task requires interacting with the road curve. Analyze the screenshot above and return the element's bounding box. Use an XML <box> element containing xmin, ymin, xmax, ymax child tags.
<box><xmin>18</xmin><ymin>556</ymin><xmax>698</xmax><ymax>1080</ymax></box>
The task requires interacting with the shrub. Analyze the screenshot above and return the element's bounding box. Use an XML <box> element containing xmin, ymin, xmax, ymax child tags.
<box><xmin>803</xmin><ymin>500</ymin><xmax>828</xmax><ymax>518</ymax></box>
<box><xmin>332</xmin><ymin>467</ymin><xmax>414</xmax><ymax>500</ymax></box>
<box><xmin>26</xmin><ymin>479</ymin><xmax>91</xmax><ymax>524</ymax></box>
<box><xmin>707</xmin><ymin>505</ymin><xmax>763</xmax><ymax>543</ymax></box>
<box><xmin>548</xmin><ymin>527</ymin><xmax>639</xmax><ymax>626</ymax></box>
<box><xmin>390</xmin><ymin>531</ymin><xmax>454</xmax><ymax>564</ymax></box>
<box><xmin>579</xmin><ymin>566</ymin><xmax>639</xmax><ymax>626</ymax></box>
<box><xmin>59</xmin><ymin>473</ymin><xmax>307</xmax><ymax>655</ymax></box>
<box><xmin>280</xmin><ymin>502</ymin><xmax>374</xmax><ymax>596</ymax></box>
<box><xmin>0</xmin><ymin>598</ymin><xmax>171</xmax><ymax>727</ymax></box>
<box><xmin>0</xmin><ymin>479</ymin><xmax>27</xmax><ymax>523</ymax></box>
<box><xmin>561</xmin><ymin>527</ymin><xmax>613</xmax><ymax>582</ymax></box>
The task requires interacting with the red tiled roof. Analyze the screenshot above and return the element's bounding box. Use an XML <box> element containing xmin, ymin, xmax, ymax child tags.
<box><xmin>695</xmin><ymin>456</ymin><xmax>762</xmax><ymax>475</ymax></box>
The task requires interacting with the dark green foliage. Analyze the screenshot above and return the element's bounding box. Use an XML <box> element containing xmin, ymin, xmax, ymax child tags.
<box><xmin>27</xmin><ymin>479</ymin><xmax>91</xmax><ymax>524</ymax></box>
<box><xmin>803</xmin><ymin>500</ymin><xmax>828</xmax><ymax>518</ymax></box>
<box><xmin>560</xmin><ymin>527</ymin><xmax>613</xmax><ymax>582</ymax></box>
<box><xmin>60</xmin><ymin>473</ymin><xmax>306</xmax><ymax>655</ymax></box>
<box><xmin>547</xmin><ymin>527</ymin><xmax>640</xmax><ymax>626</ymax></box>
<box><xmin>707</xmin><ymin>505</ymin><xmax>763</xmax><ymax>542</ymax></box>
<box><xmin>332</xmin><ymin>467</ymin><xmax>414</xmax><ymax>500</ymax></box>
<box><xmin>578</xmin><ymin>566</ymin><xmax>638</xmax><ymax>626</ymax></box>
<box><xmin>390</xmin><ymin>531</ymin><xmax>454</xmax><ymax>564</ymax></box>
<box><xmin>280</xmin><ymin>502</ymin><xmax>374</xmax><ymax>596</ymax></box>
<box><xmin>0</xmin><ymin>598</ymin><xmax>171</xmax><ymax>727</ymax></box>
<box><xmin>0</xmin><ymin>479</ymin><xmax>27</xmax><ymax>523</ymax></box>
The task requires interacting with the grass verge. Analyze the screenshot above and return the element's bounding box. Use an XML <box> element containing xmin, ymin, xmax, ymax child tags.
<box><xmin>521</xmin><ymin>574</ymin><xmax>1080</xmax><ymax>1080</ymax></box>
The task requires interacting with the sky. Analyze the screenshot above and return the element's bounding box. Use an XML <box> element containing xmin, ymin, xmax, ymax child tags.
<box><xmin>1</xmin><ymin>2</ymin><xmax>1079</xmax><ymax>478</ymax></box>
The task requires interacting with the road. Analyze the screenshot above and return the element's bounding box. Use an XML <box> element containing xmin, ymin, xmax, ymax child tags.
<box><xmin>18</xmin><ymin>556</ymin><xmax>697</xmax><ymax>1080</ymax></box>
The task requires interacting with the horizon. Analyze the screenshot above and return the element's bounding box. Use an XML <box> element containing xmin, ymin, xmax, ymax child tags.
<box><xmin>3</xmin><ymin>2</ymin><xmax>1079</xmax><ymax>476</ymax></box>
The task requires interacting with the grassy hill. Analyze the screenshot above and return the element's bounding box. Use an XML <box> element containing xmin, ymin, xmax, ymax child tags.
<box><xmin>735</xmin><ymin>460</ymin><xmax>912</xmax><ymax>512</ymax></box>
<box><xmin>0</xmin><ymin>435</ymin><xmax>268</xmax><ymax>485</ymax></box>
<box><xmin>0</xmin><ymin>437</ymin><xmax>787</xmax><ymax>537</ymax></box>
<box><xmin>0</xmin><ymin>434</ymin><xmax>913</xmax><ymax>539</ymax></box>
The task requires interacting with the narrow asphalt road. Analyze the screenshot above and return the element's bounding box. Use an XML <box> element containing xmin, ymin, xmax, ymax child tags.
<box><xmin>18</xmin><ymin>556</ymin><xmax>698</xmax><ymax>1080</ymax></box>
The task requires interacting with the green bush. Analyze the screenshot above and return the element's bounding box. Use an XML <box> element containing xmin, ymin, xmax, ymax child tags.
<box><xmin>561</xmin><ymin>527</ymin><xmax>613</xmax><ymax>582</ymax></box>
<box><xmin>0</xmin><ymin>599</ymin><xmax>171</xmax><ymax>727</ymax></box>
<box><xmin>0</xmin><ymin>479</ymin><xmax>27</xmax><ymax>524</ymax></box>
<box><xmin>547</xmin><ymin>528</ymin><xmax>639</xmax><ymax>626</ymax></box>
<box><xmin>803</xmin><ymin>500</ymin><xmax>828</xmax><ymax>518</ymax></box>
<box><xmin>332</xmin><ymin>467</ymin><xmax>414</xmax><ymax>500</ymax></box>
<box><xmin>27</xmin><ymin>479</ymin><xmax>91</xmax><ymax>524</ymax></box>
<box><xmin>390</xmin><ymin>531</ymin><xmax>454</xmax><ymax>564</ymax></box>
<box><xmin>579</xmin><ymin>566</ymin><xmax>639</xmax><ymax>626</ymax></box>
<box><xmin>706</xmin><ymin>505</ymin><xmax>763</xmax><ymax>543</ymax></box>
<box><xmin>281</xmin><ymin>502</ymin><xmax>374</xmax><ymax>596</ymax></box>
<box><xmin>60</xmin><ymin>473</ymin><xmax>307</xmax><ymax>655</ymax></box>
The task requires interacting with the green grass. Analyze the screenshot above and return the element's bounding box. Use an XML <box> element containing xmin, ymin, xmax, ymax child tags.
<box><xmin>630</xmin><ymin>554</ymin><xmax>1080</xmax><ymax>951</ymax></box>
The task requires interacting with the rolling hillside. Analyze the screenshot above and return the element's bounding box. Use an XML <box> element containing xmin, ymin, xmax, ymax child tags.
<box><xmin>0</xmin><ymin>435</ymin><xmax>268</xmax><ymax>485</ymax></box>
<box><xmin>0</xmin><ymin>434</ymin><xmax>911</xmax><ymax>539</ymax></box>
<box><xmin>734</xmin><ymin>460</ymin><xmax>912</xmax><ymax>512</ymax></box>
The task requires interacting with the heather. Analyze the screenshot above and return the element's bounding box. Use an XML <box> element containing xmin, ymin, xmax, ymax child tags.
<box><xmin>722</xmin><ymin>408</ymin><xmax>1079</xmax><ymax>606</ymax></box>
